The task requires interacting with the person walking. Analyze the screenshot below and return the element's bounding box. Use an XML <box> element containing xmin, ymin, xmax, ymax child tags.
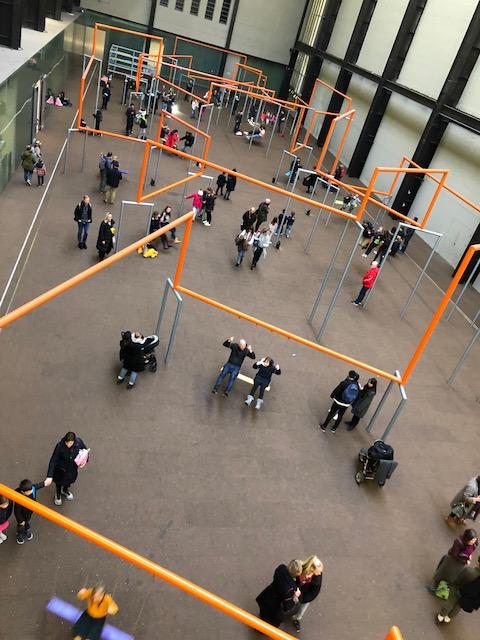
<box><xmin>400</xmin><ymin>217</ymin><xmax>418</xmax><ymax>253</ymax></box>
<box><xmin>179</xmin><ymin>131</ymin><xmax>195</xmax><ymax>152</ymax></box>
<box><xmin>436</xmin><ymin>556</ymin><xmax>480</xmax><ymax>624</ymax></box>
<box><xmin>429</xmin><ymin>529</ymin><xmax>478</xmax><ymax>592</ymax></box>
<box><xmin>234</xmin><ymin>111</ymin><xmax>243</xmax><ymax>134</ymax></box>
<box><xmin>14</xmin><ymin>478</ymin><xmax>49</xmax><ymax>544</ymax></box>
<box><xmin>21</xmin><ymin>145</ymin><xmax>36</xmax><ymax>185</ymax></box>
<box><xmin>362</xmin><ymin>227</ymin><xmax>385</xmax><ymax>257</ymax></box>
<box><xmin>235</xmin><ymin>228</ymin><xmax>253</xmax><ymax>266</ymax></box>
<box><xmin>351</xmin><ymin>261</ymin><xmax>379</xmax><ymax>306</ymax></box>
<box><xmin>96</xmin><ymin>213</ymin><xmax>116</xmax><ymax>261</ymax></box>
<box><xmin>291</xmin><ymin>556</ymin><xmax>323</xmax><ymax>632</ymax></box>
<box><xmin>186</xmin><ymin>190</ymin><xmax>204</xmax><ymax>220</ymax></box>
<box><xmin>92</xmin><ymin>109</ymin><xmax>102</xmax><ymax>135</ymax></box>
<box><xmin>35</xmin><ymin>159</ymin><xmax>46</xmax><ymax>187</ymax></box>
<box><xmin>98</xmin><ymin>152</ymin><xmax>113</xmax><ymax>193</ymax></box>
<box><xmin>101</xmin><ymin>83</ymin><xmax>111</xmax><ymax>110</ymax></box>
<box><xmin>344</xmin><ymin>378</ymin><xmax>377</xmax><ymax>430</ymax></box>
<box><xmin>104</xmin><ymin>161</ymin><xmax>122</xmax><ymax>205</ymax></box>
<box><xmin>255</xmin><ymin>199</ymin><xmax>270</xmax><ymax>232</ymax></box>
<box><xmin>74</xmin><ymin>195</ymin><xmax>93</xmax><ymax>249</ymax></box>
<box><xmin>125</xmin><ymin>105</ymin><xmax>136</xmax><ymax>136</ymax></box>
<box><xmin>202</xmin><ymin>188</ymin><xmax>216</xmax><ymax>227</ymax></box>
<box><xmin>0</xmin><ymin>494</ymin><xmax>13</xmax><ymax>544</ymax></box>
<box><xmin>212</xmin><ymin>337</ymin><xmax>256</xmax><ymax>397</ymax></box>
<box><xmin>215</xmin><ymin>172</ymin><xmax>227</xmax><ymax>196</ymax></box>
<box><xmin>45</xmin><ymin>431</ymin><xmax>88</xmax><ymax>506</ymax></box>
<box><xmin>241</xmin><ymin>206</ymin><xmax>257</xmax><ymax>231</ymax></box>
<box><xmin>250</xmin><ymin>228</ymin><xmax>270</xmax><ymax>270</ymax></box>
<box><xmin>72</xmin><ymin>584</ymin><xmax>118</xmax><ymax>640</ymax></box>
<box><xmin>190</xmin><ymin>98</ymin><xmax>199</xmax><ymax>119</ymax></box>
<box><xmin>224</xmin><ymin>170</ymin><xmax>236</xmax><ymax>200</ymax></box>
<box><xmin>359</xmin><ymin>221</ymin><xmax>375</xmax><ymax>249</ymax></box>
<box><xmin>245</xmin><ymin>356</ymin><xmax>281</xmax><ymax>410</ymax></box>
<box><xmin>285</xmin><ymin>212</ymin><xmax>296</xmax><ymax>239</ymax></box>
<box><xmin>256</xmin><ymin>560</ymin><xmax>303</xmax><ymax>628</ymax></box>
<box><xmin>446</xmin><ymin>476</ymin><xmax>480</xmax><ymax>528</ymax></box>
<box><xmin>319</xmin><ymin>370</ymin><xmax>360</xmax><ymax>433</ymax></box>
<box><xmin>117</xmin><ymin>332</ymin><xmax>147</xmax><ymax>389</ymax></box>
<box><xmin>185</xmin><ymin>78</ymin><xmax>194</xmax><ymax>99</ymax></box>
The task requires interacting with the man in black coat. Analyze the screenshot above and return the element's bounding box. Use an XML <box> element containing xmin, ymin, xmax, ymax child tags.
<box><xmin>212</xmin><ymin>336</ymin><xmax>255</xmax><ymax>397</ymax></box>
<box><xmin>215</xmin><ymin>172</ymin><xmax>227</xmax><ymax>196</ymax></box>
<box><xmin>241</xmin><ymin>207</ymin><xmax>257</xmax><ymax>231</ymax></box>
<box><xmin>104</xmin><ymin>161</ymin><xmax>122</xmax><ymax>205</ymax></box>
<box><xmin>319</xmin><ymin>370</ymin><xmax>360</xmax><ymax>433</ymax></box>
<box><xmin>101</xmin><ymin>83</ymin><xmax>111</xmax><ymax>110</ymax></box>
<box><xmin>118</xmin><ymin>331</ymin><xmax>149</xmax><ymax>389</ymax></box>
<box><xmin>46</xmin><ymin>432</ymin><xmax>87</xmax><ymax>506</ymax></box>
<box><xmin>74</xmin><ymin>194</ymin><xmax>92</xmax><ymax>249</ymax></box>
<box><xmin>256</xmin><ymin>561</ymin><xmax>302</xmax><ymax>628</ymax></box>
<box><xmin>255</xmin><ymin>199</ymin><xmax>270</xmax><ymax>231</ymax></box>
<box><xmin>225</xmin><ymin>170</ymin><xmax>237</xmax><ymax>200</ymax></box>
<box><xmin>14</xmin><ymin>478</ymin><xmax>48</xmax><ymax>545</ymax></box>
<box><xmin>400</xmin><ymin>216</ymin><xmax>418</xmax><ymax>253</ymax></box>
<box><xmin>125</xmin><ymin>105</ymin><xmax>136</xmax><ymax>136</ymax></box>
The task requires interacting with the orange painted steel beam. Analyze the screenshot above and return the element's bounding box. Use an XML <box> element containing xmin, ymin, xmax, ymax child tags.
<box><xmin>176</xmin><ymin>286</ymin><xmax>402</xmax><ymax>383</ymax></box>
<box><xmin>385</xmin><ymin>627</ymin><xmax>404</xmax><ymax>640</ymax></box>
<box><xmin>0</xmin><ymin>214</ymin><xmax>194</xmax><ymax>331</ymax></box>
<box><xmin>401</xmin><ymin>244</ymin><xmax>480</xmax><ymax>385</ymax></box>
<box><xmin>0</xmin><ymin>485</ymin><xmax>295</xmax><ymax>640</ymax></box>
<box><xmin>329</xmin><ymin>111</ymin><xmax>355</xmax><ymax>176</ymax></box>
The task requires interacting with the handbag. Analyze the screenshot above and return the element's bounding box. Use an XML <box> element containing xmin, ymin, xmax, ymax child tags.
<box><xmin>279</xmin><ymin>597</ymin><xmax>300</xmax><ymax>620</ymax></box>
<box><xmin>74</xmin><ymin>449</ymin><xmax>90</xmax><ymax>469</ymax></box>
<box><xmin>434</xmin><ymin>580</ymin><xmax>450</xmax><ymax>600</ymax></box>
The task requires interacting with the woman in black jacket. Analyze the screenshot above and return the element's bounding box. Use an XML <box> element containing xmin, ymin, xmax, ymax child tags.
<box><xmin>96</xmin><ymin>213</ymin><xmax>115</xmax><ymax>261</ymax></box>
<box><xmin>46</xmin><ymin>432</ymin><xmax>87</xmax><ymax>506</ymax></box>
<box><xmin>291</xmin><ymin>556</ymin><xmax>323</xmax><ymax>631</ymax></box>
<box><xmin>256</xmin><ymin>560</ymin><xmax>302</xmax><ymax>627</ymax></box>
<box><xmin>224</xmin><ymin>170</ymin><xmax>237</xmax><ymax>200</ymax></box>
<box><xmin>117</xmin><ymin>332</ymin><xmax>146</xmax><ymax>389</ymax></box>
<box><xmin>245</xmin><ymin>356</ymin><xmax>281</xmax><ymax>410</ymax></box>
<box><xmin>345</xmin><ymin>378</ymin><xmax>377</xmax><ymax>430</ymax></box>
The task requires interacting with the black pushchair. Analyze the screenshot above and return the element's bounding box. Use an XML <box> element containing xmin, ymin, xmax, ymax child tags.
<box><xmin>120</xmin><ymin>331</ymin><xmax>158</xmax><ymax>373</ymax></box>
<box><xmin>355</xmin><ymin>440</ymin><xmax>397</xmax><ymax>487</ymax></box>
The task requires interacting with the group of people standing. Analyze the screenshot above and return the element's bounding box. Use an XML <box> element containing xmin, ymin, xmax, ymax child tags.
<box><xmin>73</xmin><ymin>194</ymin><xmax>115</xmax><ymax>261</ymax></box>
<box><xmin>21</xmin><ymin>141</ymin><xmax>46</xmax><ymax>187</ymax></box>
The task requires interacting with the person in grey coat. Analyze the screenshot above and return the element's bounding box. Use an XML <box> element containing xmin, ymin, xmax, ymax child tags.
<box><xmin>344</xmin><ymin>378</ymin><xmax>377</xmax><ymax>430</ymax></box>
<box><xmin>446</xmin><ymin>476</ymin><xmax>480</xmax><ymax>528</ymax></box>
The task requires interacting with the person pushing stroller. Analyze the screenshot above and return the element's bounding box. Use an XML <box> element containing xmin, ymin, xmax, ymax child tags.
<box><xmin>117</xmin><ymin>331</ymin><xmax>159</xmax><ymax>389</ymax></box>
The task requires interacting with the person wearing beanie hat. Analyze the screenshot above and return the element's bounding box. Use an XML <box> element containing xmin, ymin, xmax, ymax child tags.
<box><xmin>319</xmin><ymin>370</ymin><xmax>360</xmax><ymax>433</ymax></box>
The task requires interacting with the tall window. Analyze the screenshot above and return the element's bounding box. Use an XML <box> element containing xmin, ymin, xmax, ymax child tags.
<box><xmin>290</xmin><ymin>51</ymin><xmax>309</xmax><ymax>96</ymax></box>
<box><xmin>190</xmin><ymin>0</ymin><xmax>200</xmax><ymax>15</ymax></box>
<box><xmin>204</xmin><ymin>0</ymin><xmax>216</xmax><ymax>20</ymax></box>
<box><xmin>299</xmin><ymin>0</ymin><xmax>327</xmax><ymax>47</ymax></box>
<box><xmin>175</xmin><ymin>0</ymin><xmax>184</xmax><ymax>9</ymax></box>
<box><xmin>159</xmin><ymin>0</ymin><xmax>169</xmax><ymax>7</ymax></box>
<box><xmin>219</xmin><ymin>0</ymin><xmax>231</xmax><ymax>23</ymax></box>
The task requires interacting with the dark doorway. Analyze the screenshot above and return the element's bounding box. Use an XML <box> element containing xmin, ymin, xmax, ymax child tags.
<box><xmin>454</xmin><ymin>222</ymin><xmax>480</xmax><ymax>284</ymax></box>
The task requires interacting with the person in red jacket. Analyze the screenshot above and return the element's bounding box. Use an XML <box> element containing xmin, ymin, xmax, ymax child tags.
<box><xmin>351</xmin><ymin>260</ymin><xmax>379</xmax><ymax>306</ymax></box>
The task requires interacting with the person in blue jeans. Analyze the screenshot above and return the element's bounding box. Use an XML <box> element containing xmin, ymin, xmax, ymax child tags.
<box><xmin>212</xmin><ymin>337</ymin><xmax>256</xmax><ymax>397</ymax></box>
<box><xmin>74</xmin><ymin>195</ymin><xmax>93</xmax><ymax>249</ymax></box>
<box><xmin>14</xmin><ymin>478</ymin><xmax>49</xmax><ymax>544</ymax></box>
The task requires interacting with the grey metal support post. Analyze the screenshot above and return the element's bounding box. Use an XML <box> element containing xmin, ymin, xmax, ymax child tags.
<box><xmin>471</xmin><ymin>308</ymin><xmax>480</xmax><ymax>326</ymax></box>
<box><xmin>266</xmin><ymin>103</ymin><xmax>281</xmax><ymax>157</ymax></box>
<box><xmin>63</xmin><ymin>128</ymin><xmax>77</xmax><ymax>175</ymax></box>
<box><xmin>80</xmin><ymin>123</ymin><xmax>88</xmax><ymax>172</ymax></box>
<box><xmin>95</xmin><ymin>60</ymin><xmax>102</xmax><ymax>112</ymax></box>
<box><xmin>362</xmin><ymin>224</ymin><xmax>401</xmax><ymax>309</ymax></box>
<box><xmin>165</xmin><ymin>292</ymin><xmax>183</xmax><ymax>363</ymax></box>
<box><xmin>143</xmin><ymin>145</ymin><xmax>154</xmax><ymax>190</ymax></box>
<box><xmin>316</xmin><ymin>222</ymin><xmax>364</xmax><ymax>341</ymax></box>
<box><xmin>447</xmin><ymin>325</ymin><xmax>480</xmax><ymax>385</ymax></box>
<box><xmin>155</xmin><ymin>279</ymin><xmax>171</xmax><ymax>337</ymax></box>
<box><xmin>115</xmin><ymin>201</ymin><xmax>125</xmax><ymax>252</ymax></box>
<box><xmin>366</xmin><ymin>379</ymin><xmax>394</xmax><ymax>434</ymax></box>
<box><xmin>305</xmin><ymin>182</ymin><xmax>338</xmax><ymax>254</ymax></box>
<box><xmin>304</xmin><ymin>145</ymin><xmax>314</xmax><ymax>169</ymax></box>
<box><xmin>150</xmin><ymin>146</ymin><xmax>163</xmax><ymax>186</ymax></box>
<box><xmin>308</xmin><ymin>220</ymin><xmax>352</xmax><ymax>324</ymax></box>
<box><xmin>323</xmin><ymin>182</ymin><xmax>340</xmax><ymax>227</ymax></box>
<box><xmin>446</xmin><ymin>262</ymin><xmax>478</xmax><ymax>320</ymax></box>
<box><xmin>400</xmin><ymin>234</ymin><xmax>442</xmax><ymax>318</ymax></box>
<box><xmin>380</xmin><ymin>376</ymin><xmax>407</xmax><ymax>442</ymax></box>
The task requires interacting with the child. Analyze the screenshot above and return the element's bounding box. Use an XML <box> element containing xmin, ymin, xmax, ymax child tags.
<box><xmin>285</xmin><ymin>211</ymin><xmax>296</xmax><ymax>238</ymax></box>
<box><xmin>72</xmin><ymin>584</ymin><xmax>118</xmax><ymax>640</ymax></box>
<box><xmin>245</xmin><ymin>357</ymin><xmax>281</xmax><ymax>410</ymax></box>
<box><xmin>0</xmin><ymin>495</ymin><xmax>13</xmax><ymax>543</ymax></box>
<box><xmin>35</xmin><ymin>159</ymin><xmax>46</xmax><ymax>187</ymax></box>
<box><xmin>14</xmin><ymin>478</ymin><xmax>48</xmax><ymax>545</ymax></box>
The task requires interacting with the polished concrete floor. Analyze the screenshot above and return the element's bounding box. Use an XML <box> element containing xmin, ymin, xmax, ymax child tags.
<box><xmin>1</xmin><ymin>59</ymin><xmax>479</xmax><ymax>640</ymax></box>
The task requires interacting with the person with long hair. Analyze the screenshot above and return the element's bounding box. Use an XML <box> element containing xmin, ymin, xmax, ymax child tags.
<box><xmin>256</xmin><ymin>560</ymin><xmax>302</xmax><ymax>628</ymax></box>
<box><xmin>96</xmin><ymin>213</ymin><xmax>115</xmax><ymax>261</ymax></box>
<box><xmin>45</xmin><ymin>431</ymin><xmax>88</xmax><ymax>506</ymax></box>
<box><xmin>429</xmin><ymin>529</ymin><xmax>478</xmax><ymax>592</ymax></box>
<box><xmin>291</xmin><ymin>556</ymin><xmax>324</xmax><ymax>631</ymax></box>
<box><xmin>345</xmin><ymin>378</ymin><xmax>377</xmax><ymax>430</ymax></box>
<box><xmin>245</xmin><ymin>356</ymin><xmax>281</xmax><ymax>410</ymax></box>
<box><xmin>447</xmin><ymin>476</ymin><xmax>480</xmax><ymax>528</ymax></box>
<box><xmin>72</xmin><ymin>584</ymin><xmax>118</xmax><ymax>640</ymax></box>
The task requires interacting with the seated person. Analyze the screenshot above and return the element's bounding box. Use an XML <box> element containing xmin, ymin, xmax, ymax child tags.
<box><xmin>245</xmin><ymin>125</ymin><xmax>266</xmax><ymax>141</ymax></box>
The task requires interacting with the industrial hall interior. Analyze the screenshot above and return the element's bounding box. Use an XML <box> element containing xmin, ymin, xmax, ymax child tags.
<box><xmin>1</xmin><ymin>0</ymin><xmax>480</xmax><ymax>639</ymax></box>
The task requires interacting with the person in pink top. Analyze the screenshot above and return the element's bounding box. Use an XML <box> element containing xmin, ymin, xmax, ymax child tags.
<box><xmin>165</xmin><ymin>129</ymin><xmax>179</xmax><ymax>149</ymax></box>
<box><xmin>351</xmin><ymin>260</ymin><xmax>379</xmax><ymax>306</ymax></box>
<box><xmin>186</xmin><ymin>190</ymin><xmax>203</xmax><ymax>220</ymax></box>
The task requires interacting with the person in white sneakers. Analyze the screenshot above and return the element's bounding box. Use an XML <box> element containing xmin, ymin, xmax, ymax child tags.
<box><xmin>245</xmin><ymin>357</ymin><xmax>281</xmax><ymax>410</ymax></box>
<box><xmin>46</xmin><ymin>432</ymin><xmax>88</xmax><ymax>506</ymax></box>
<box><xmin>0</xmin><ymin>495</ymin><xmax>13</xmax><ymax>543</ymax></box>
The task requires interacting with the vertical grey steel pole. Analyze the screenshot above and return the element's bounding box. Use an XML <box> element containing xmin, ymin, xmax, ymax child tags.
<box><xmin>95</xmin><ymin>60</ymin><xmax>102</xmax><ymax>112</ymax></box>
<box><xmin>145</xmin><ymin>203</ymin><xmax>154</xmax><ymax>237</ymax></box>
<box><xmin>471</xmin><ymin>308</ymin><xmax>480</xmax><ymax>327</ymax></box>
<box><xmin>324</xmin><ymin>183</ymin><xmax>339</xmax><ymax>227</ymax></box>
<box><xmin>362</xmin><ymin>224</ymin><xmax>401</xmax><ymax>308</ymax></box>
<box><xmin>366</xmin><ymin>379</ymin><xmax>394</xmax><ymax>433</ymax></box>
<box><xmin>115</xmin><ymin>202</ymin><xmax>125</xmax><ymax>253</ymax></box>
<box><xmin>400</xmin><ymin>234</ymin><xmax>441</xmax><ymax>318</ymax></box>
<box><xmin>316</xmin><ymin>223</ymin><xmax>363</xmax><ymax>340</ymax></box>
<box><xmin>447</xmin><ymin>325</ymin><xmax>480</xmax><ymax>385</ymax></box>
<box><xmin>282</xmin><ymin>170</ymin><xmax>300</xmax><ymax>221</ymax></box>
<box><xmin>308</xmin><ymin>220</ymin><xmax>351</xmax><ymax>324</ymax></box>
<box><xmin>178</xmin><ymin>178</ymin><xmax>190</xmax><ymax>216</ymax></box>
<box><xmin>273</xmin><ymin>150</ymin><xmax>287</xmax><ymax>184</ymax></box>
<box><xmin>80</xmin><ymin>123</ymin><xmax>87</xmax><ymax>172</ymax></box>
<box><xmin>143</xmin><ymin>145</ymin><xmax>153</xmax><ymax>190</ymax></box>
<box><xmin>446</xmin><ymin>263</ymin><xmax>477</xmax><ymax>320</ymax></box>
<box><xmin>206</xmin><ymin>104</ymin><xmax>214</xmax><ymax>135</ymax></box>
<box><xmin>266</xmin><ymin>104</ymin><xmax>281</xmax><ymax>157</ymax></box>
<box><xmin>63</xmin><ymin>129</ymin><xmax>72</xmax><ymax>174</ymax></box>
<box><xmin>164</xmin><ymin>296</ymin><xmax>183</xmax><ymax>363</ymax></box>
<box><xmin>151</xmin><ymin>147</ymin><xmax>162</xmax><ymax>186</ymax></box>
<box><xmin>305</xmin><ymin>145</ymin><xmax>313</xmax><ymax>169</ymax></box>
<box><xmin>290</xmin><ymin>109</ymin><xmax>298</xmax><ymax>136</ymax></box>
<box><xmin>380</xmin><ymin>393</ymin><xmax>407</xmax><ymax>442</ymax></box>
<box><xmin>155</xmin><ymin>279</ymin><xmax>171</xmax><ymax>337</ymax></box>
<box><xmin>305</xmin><ymin>183</ymin><xmax>336</xmax><ymax>253</ymax></box>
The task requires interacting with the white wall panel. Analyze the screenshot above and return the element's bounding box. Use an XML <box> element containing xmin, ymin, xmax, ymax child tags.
<box><xmin>327</xmin><ymin>0</ymin><xmax>364</xmax><ymax>59</ymax></box>
<box><xmin>356</xmin><ymin>0</ymin><xmax>409</xmax><ymax>75</ymax></box>
<box><xmin>409</xmin><ymin>125</ymin><xmax>480</xmax><ymax>291</ymax></box>
<box><xmin>359</xmin><ymin>93</ymin><xmax>430</xmax><ymax>193</ymax></box>
<box><xmin>81</xmin><ymin>0</ymin><xmax>150</xmax><ymax>26</ymax></box>
<box><xmin>456</xmin><ymin>56</ymin><xmax>480</xmax><ymax>119</ymax></box>
<box><xmin>154</xmin><ymin>2</ymin><xmax>228</xmax><ymax>47</ymax></box>
<box><xmin>397</xmin><ymin>0</ymin><xmax>478</xmax><ymax>99</ymax></box>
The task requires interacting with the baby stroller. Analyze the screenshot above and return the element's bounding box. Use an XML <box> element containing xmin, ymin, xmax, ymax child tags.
<box><xmin>119</xmin><ymin>331</ymin><xmax>158</xmax><ymax>373</ymax></box>
<box><xmin>355</xmin><ymin>440</ymin><xmax>397</xmax><ymax>487</ymax></box>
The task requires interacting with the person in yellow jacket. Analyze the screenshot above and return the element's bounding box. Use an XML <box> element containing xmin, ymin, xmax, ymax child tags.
<box><xmin>72</xmin><ymin>584</ymin><xmax>118</xmax><ymax>640</ymax></box>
